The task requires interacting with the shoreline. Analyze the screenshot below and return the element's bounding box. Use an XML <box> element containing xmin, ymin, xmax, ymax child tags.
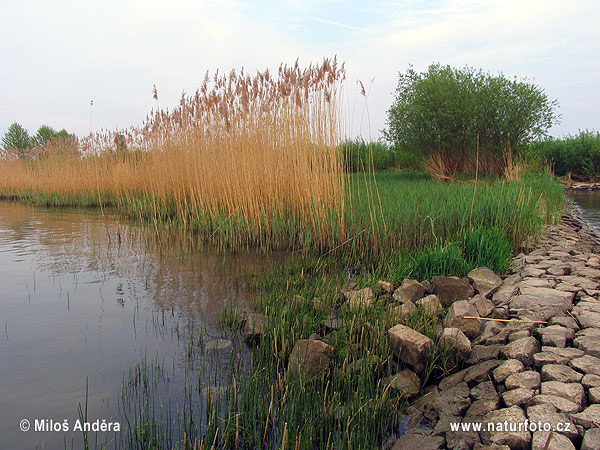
<box><xmin>386</xmin><ymin>201</ymin><xmax>600</xmax><ymax>449</ymax></box>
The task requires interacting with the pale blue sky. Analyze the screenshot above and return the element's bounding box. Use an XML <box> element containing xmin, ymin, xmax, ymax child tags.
<box><xmin>0</xmin><ymin>0</ymin><xmax>598</xmax><ymax>141</ymax></box>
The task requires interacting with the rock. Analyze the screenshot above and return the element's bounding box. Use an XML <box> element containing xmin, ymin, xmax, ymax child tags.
<box><xmin>372</xmin><ymin>280</ymin><xmax>394</xmax><ymax>298</ymax></box>
<box><xmin>341</xmin><ymin>281</ymin><xmax>358</xmax><ymax>294</ymax></box>
<box><xmin>344</xmin><ymin>355</ymin><xmax>382</xmax><ymax>377</ymax></box>
<box><xmin>540</xmin><ymin>381</ymin><xmax>585</xmax><ymax>406</ymax></box>
<box><xmin>287</xmin><ymin>338</ymin><xmax>333</xmax><ymax>381</ymax></box>
<box><xmin>434</xmin><ymin>382</ymin><xmax>472</xmax><ymax>416</ymax></box>
<box><xmin>517</xmin><ymin>277</ymin><xmax>554</xmax><ymax>290</ymax></box>
<box><xmin>386</xmin><ymin>369</ymin><xmax>421</xmax><ymax>397</ymax></box>
<box><xmin>526</xmin><ymin>404</ymin><xmax>578</xmax><ymax>440</ymax></box>
<box><xmin>571</xmin><ymin>404</ymin><xmax>600</xmax><ymax>428</ymax></box>
<box><xmin>547</xmin><ymin>263</ymin><xmax>571</xmax><ymax>276</ymax></box>
<box><xmin>388</xmin><ymin>324</ymin><xmax>433</xmax><ymax>373</ymax></box>
<box><xmin>469</xmin><ymin>294</ymin><xmax>495</xmax><ymax>317</ymax></box>
<box><xmin>344</xmin><ymin>287</ymin><xmax>375</xmax><ymax>309</ymax></box>
<box><xmin>242</xmin><ymin>313</ymin><xmax>269</xmax><ymax>343</ymax></box>
<box><xmin>529</xmin><ymin>394</ymin><xmax>582</xmax><ymax>413</ymax></box>
<box><xmin>390</xmin><ymin>301</ymin><xmax>417</xmax><ymax>320</ymax></box>
<box><xmin>480</xmin><ymin>406</ymin><xmax>531</xmax><ymax>449</ymax></box>
<box><xmin>473</xmin><ymin>444</ymin><xmax>511</xmax><ymax>450</ymax></box>
<box><xmin>581</xmin><ymin>428</ymin><xmax>600</xmax><ymax>450</ymax></box>
<box><xmin>589</xmin><ymin>386</ymin><xmax>600</xmax><ymax>403</ymax></box>
<box><xmin>416</xmin><ymin>294</ymin><xmax>443</xmax><ymax>316</ymax></box>
<box><xmin>502</xmin><ymin>336</ymin><xmax>541</xmax><ymax>366</ymax></box>
<box><xmin>466</xmin><ymin>344</ymin><xmax>503</xmax><ymax>364</ymax></box>
<box><xmin>521</xmin><ymin>266</ymin><xmax>546</xmax><ymax>278</ymax></box>
<box><xmin>432</xmin><ymin>413</ymin><xmax>461</xmax><ymax>436</ymax></box>
<box><xmin>432</xmin><ymin>276</ymin><xmax>474</xmax><ymax>306</ymax></box>
<box><xmin>508</xmin><ymin>330</ymin><xmax>531</xmax><ymax>341</ymax></box>
<box><xmin>493</xmin><ymin>359</ymin><xmax>525</xmax><ymax>383</ymax></box>
<box><xmin>477</xmin><ymin>321</ymin><xmax>506</xmax><ymax>344</ymax></box>
<box><xmin>541</xmin><ymin>364</ymin><xmax>583</xmax><ymax>383</ymax></box>
<box><xmin>465</xmin><ymin>396</ymin><xmax>501</xmax><ymax>418</ymax></box>
<box><xmin>503</xmin><ymin>388</ymin><xmax>535</xmax><ymax>407</ymax></box>
<box><xmin>468</xmin><ymin>267</ymin><xmax>503</xmax><ymax>298</ymax></box>
<box><xmin>464</xmin><ymin>360</ymin><xmax>502</xmax><ymax>384</ymax></box>
<box><xmin>204</xmin><ymin>339</ymin><xmax>233</xmax><ymax>351</ymax></box>
<box><xmin>470</xmin><ymin>381</ymin><xmax>497</xmax><ymax>400</ymax></box>
<box><xmin>548</xmin><ymin>315</ymin><xmax>579</xmax><ymax>330</ymax></box>
<box><xmin>535</xmin><ymin>325</ymin><xmax>576</xmax><ymax>348</ymax></box>
<box><xmin>570</xmin><ymin>301</ymin><xmax>600</xmax><ymax>328</ymax></box>
<box><xmin>534</xmin><ymin>352</ymin><xmax>567</xmax><ymax>368</ymax></box>
<box><xmin>439</xmin><ymin>327</ymin><xmax>471</xmax><ymax>356</ymax></box>
<box><xmin>393</xmin><ymin>279</ymin><xmax>425</xmax><ymax>303</ymax></box>
<box><xmin>569</xmin><ymin>355</ymin><xmax>600</xmax><ymax>376</ymax></box>
<box><xmin>492</xmin><ymin>274</ymin><xmax>522</xmax><ymax>306</ymax></box>
<box><xmin>573</xmin><ymin>334</ymin><xmax>600</xmax><ymax>358</ymax></box>
<box><xmin>582</xmin><ymin>374</ymin><xmax>600</xmax><ymax>388</ymax></box>
<box><xmin>509</xmin><ymin>290</ymin><xmax>574</xmax><ymax>321</ymax></box>
<box><xmin>445</xmin><ymin>300</ymin><xmax>482</xmax><ymax>339</ymax></box>
<box><xmin>505</xmin><ymin>371</ymin><xmax>541</xmax><ymax>390</ymax></box>
<box><xmin>531</xmin><ymin>431</ymin><xmax>575</xmax><ymax>450</ymax></box>
<box><xmin>391</xmin><ymin>429</ymin><xmax>445</xmax><ymax>450</ymax></box>
<box><xmin>446</xmin><ymin>428</ymin><xmax>481</xmax><ymax>450</ymax></box>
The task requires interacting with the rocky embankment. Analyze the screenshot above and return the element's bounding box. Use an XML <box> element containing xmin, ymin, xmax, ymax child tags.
<box><xmin>386</xmin><ymin>209</ymin><xmax>600</xmax><ymax>450</ymax></box>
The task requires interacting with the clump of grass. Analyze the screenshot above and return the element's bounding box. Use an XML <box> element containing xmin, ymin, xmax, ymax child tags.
<box><xmin>461</xmin><ymin>226</ymin><xmax>512</xmax><ymax>274</ymax></box>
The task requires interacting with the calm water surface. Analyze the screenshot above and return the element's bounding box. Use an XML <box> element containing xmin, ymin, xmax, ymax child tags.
<box><xmin>0</xmin><ymin>202</ymin><xmax>278</xmax><ymax>449</ymax></box>
<box><xmin>569</xmin><ymin>190</ymin><xmax>600</xmax><ymax>233</ymax></box>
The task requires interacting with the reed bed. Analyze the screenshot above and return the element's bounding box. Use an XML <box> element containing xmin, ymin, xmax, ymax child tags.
<box><xmin>0</xmin><ymin>58</ymin><xmax>347</xmax><ymax>251</ymax></box>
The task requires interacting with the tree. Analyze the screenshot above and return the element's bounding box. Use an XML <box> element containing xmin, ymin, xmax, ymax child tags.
<box><xmin>384</xmin><ymin>64</ymin><xmax>559</xmax><ymax>176</ymax></box>
<box><xmin>2</xmin><ymin>122</ymin><xmax>32</xmax><ymax>157</ymax></box>
<box><xmin>33</xmin><ymin>124</ymin><xmax>57</xmax><ymax>147</ymax></box>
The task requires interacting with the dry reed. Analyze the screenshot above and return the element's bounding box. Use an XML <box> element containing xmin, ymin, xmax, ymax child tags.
<box><xmin>0</xmin><ymin>59</ymin><xmax>348</xmax><ymax>251</ymax></box>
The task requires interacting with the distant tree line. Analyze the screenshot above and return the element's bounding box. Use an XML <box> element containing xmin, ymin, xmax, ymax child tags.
<box><xmin>1</xmin><ymin>122</ymin><xmax>76</xmax><ymax>158</ymax></box>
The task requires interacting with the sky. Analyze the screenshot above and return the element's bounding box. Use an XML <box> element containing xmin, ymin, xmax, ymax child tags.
<box><xmin>0</xmin><ymin>0</ymin><xmax>598</xmax><ymax>141</ymax></box>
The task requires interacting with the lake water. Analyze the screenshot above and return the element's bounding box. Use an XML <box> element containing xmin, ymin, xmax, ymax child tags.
<box><xmin>569</xmin><ymin>189</ymin><xmax>600</xmax><ymax>233</ymax></box>
<box><xmin>0</xmin><ymin>202</ymin><xmax>277</xmax><ymax>449</ymax></box>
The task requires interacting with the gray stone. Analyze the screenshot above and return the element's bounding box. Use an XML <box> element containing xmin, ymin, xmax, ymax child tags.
<box><xmin>391</xmin><ymin>429</ymin><xmax>445</xmax><ymax>450</ymax></box>
<box><xmin>386</xmin><ymin>369</ymin><xmax>421</xmax><ymax>398</ymax></box>
<box><xmin>526</xmin><ymin>404</ymin><xmax>579</xmax><ymax>440</ymax></box>
<box><xmin>541</xmin><ymin>381</ymin><xmax>585</xmax><ymax>406</ymax></box>
<box><xmin>439</xmin><ymin>369</ymin><xmax>466</xmax><ymax>391</ymax></box>
<box><xmin>581</xmin><ymin>428</ymin><xmax>600</xmax><ymax>450</ymax></box>
<box><xmin>466</xmin><ymin>344</ymin><xmax>503</xmax><ymax>364</ymax></box>
<box><xmin>535</xmin><ymin>325</ymin><xmax>575</xmax><ymax>348</ymax></box>
<box><xmin>477</xmin><ymin>321</ymin><xmax>506</xmax><ymax>344</ymax></box>
<box><xmin>439</xmin><ymin>327</ymin><xmax>471</xmax><ymax>355</ymax></box>
<box><xmin>508</xmin><ymin>330</ymin><xmax>531</xmax><ymax>341</ymax></box>
<box><xmin>548</xmin><ymin>315</ymin><xmax>579</xmax><ymax>330</ymax></box>
<box><xmin>432</xmin><ymin>413</ymin><xmax>461</xmax><ymax>436</ymax></box>
<box><xmin>572</xmin><ymin>301</ymin><xmax>600</xmax><ymax>328</ymax></box>
<box><xmin>468</xmin><ymin>267</ymin><xmax>502</xmax><ymax>298</ymax></box>
<box><xmin>465</xmin><ymin>397</ymin><xmax>501</xmax><ymax>418</ymax></box>
<box><xmin>388</xmin><ymin>324</ymin><xmax>433</xmax><ymax>373</ymax></box>
<box><xmin>541</xmin><ymin>364</ymin><xmax>583</xmax><ymax>383</ymax></box>
<box><xmin>503</xmin><ymin>388</ymin><xmax>535</xmax><ymax>407</ymax></box>
<box><xmin>547</xmin><ymin>263</ymin><xmax>571</xmax><ymax>276</ymax></box>
<box><xmin>502</xmin><ymin>336</ymin><xmax>541</xmax><ymax>366</ymax></box>
<box><xmin>570</xmin><ymin>355</ymin><xmax>600</xmax><ymax>376</ymax></box>
<box><xmin>469</xmin><ymin>294</ymin><xmax>495</xmax><ymax>317</ymax></box>
<box><xmin>470</xmin><ymin>381</ymin><xmax>498</xmax><ymax>401</ymax></box>
<box><xmin>473</xmin><ymin>444</ymin><xmax>511</xmax><ymax>450</ymax></box>
<box><xmin>505</xmin><ymin>371</ymin><xmax>541</xmax><ymax>390</ymax></box>
<box><xmin>371</xmin><ymin>280</ymin><xmax>394</xmax><ymax>297</ymax></box>
<box><xmin>582</xmin><ymin>374</ymin><xmax>600</xmax><ymax>388</ymax></box>
<box><xmin>464</xmin><ymin>360</ymin><xmax>502</xmax><ymax>384</ymax></box>
<box><xmin>509</xmin><ymin>290</ymin><xmax>574</xmax><ymax>321</ymax></box>
<box><xmin>446</xmin><ymin>427</ymin><xmax>481</xmax><ymax>450</ymax></box>
<box><xmin>573</xmin><ymin>334</ymin><xmax>600</xmax><ymax>358</ymax></box>
<box><xmin>390</xmin><ymin>301</ymin><xmax>417</xmax><ymax>320</ymax></box>
<box><xmin>529</xmin><ymin>394</ymin><xmax>582</xmax><ymax>413</ymax></box>
<box><xmin>517</xmin><ymin>277</ymin><xmax>554</xmax><ymax>291</ymax></box>
<box><xmin>492</xmin><ymin>274</ymin><xmax>522</xmax><ymax>305</ymax></box>
<box><xmin>204</xmin><ymin>339</ymin><xmax>233</xmax><ymax>351</ymax></box>
<box><xmin>344</xmin><ymin>287</ymin><xmax>375</xmax><ymax>309</ymax></box>
<box><xmin>242</xmin><ymin>313</ymin><xmax>270</xmax><ymax>342</ymax></box>
<box><xmin>393</xmin><ymin>279</ymin><xmax>425</xmax><ymax>303</ymax></box>
<box><xmin>480</xmin><ymin>406</ymin><xmax>531</xmax><ymax>449</ymax></box>
<box><xmin>493</xmin><ymin>359</ymin><xmax>525</xmax><ymax>383</ymax></box>
<box><xmin>445</xmin><ymin>300</ymin><xmax>482</xmax><ymax>339</ymax></box>
<box><xmin>287</xmin><ymin>338</ymin><xmax>333</xmax><ymax>380</ymax></box>
<box><xmin>417</xmin><ymin>294</ymin><xmax>443</xmax><ymax>316</ymax></box>
<box><xmin>571</xmin><ymin>404</ymin><xmax>600</xmax><ymax>428</ymax></box>
<box><xmin>432</xmin><ymin>276</ymin><xmax>474</xmax><ymax>306</ymax></box>
<box><xmin>531</xmin><ymin>431</ymin><xmax>575</xmax><ymax>450</ymax></box>
<box><xmin>521</xmin><ymin>267</ymin><xmax>545</xmax><ymax>278</ymax></box>
<box><xmin>588</xmin><ymin>386</ymin><xmax>600</xmax><ymax>403</ymax></box>
<box><xmin>534</xmin><ymin>348</ymin><xmax>584</xmax><ymax>368</ymax></box>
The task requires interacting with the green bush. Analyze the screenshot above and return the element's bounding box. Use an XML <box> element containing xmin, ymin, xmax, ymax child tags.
<box><xmin>524</xmin><ymin>130</ymin><xmax>600</xmax><ymax>180</ymax></box>
<box><xmin>340</xmin><ymin>138</ymin><xmax>421</xmax><ymax>172</ymax></box>
<box><xmin>409</xmin><ymin>243</ymin><xmax>470</xmax><ymax>280</ymax></box>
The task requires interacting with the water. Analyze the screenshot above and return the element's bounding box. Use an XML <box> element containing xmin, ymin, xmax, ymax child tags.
<box><xmin>0</xmin><ymin>202</ymin><xmax>278</xmax><ymax>449</ymax></box>
<box><xmin>569</xmin><ymin>189</ymin><xmax>600</xmax><ymax>233</ymax></box>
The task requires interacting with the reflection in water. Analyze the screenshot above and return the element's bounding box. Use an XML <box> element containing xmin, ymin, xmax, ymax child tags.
<box><xmin>569</xmin><ymin>190</ymin><xmax>600</xmax><ymax>234</ymax></box>
<box><xmin>0</xmin><ymin>202</ymin><xmax>281</xmax><ymax>450</ymax></box>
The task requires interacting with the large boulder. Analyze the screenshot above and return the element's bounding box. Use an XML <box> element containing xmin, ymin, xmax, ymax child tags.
<box><xmin>445</xmin><ymin>300</ymin><xmax>482</xmax><ymax>339</ymax></box>
<box><xmin>388</xmin><ymin>324</ymin><xmax>432</xmax><ymax>373</ymax></box>
<box><xmin>432</xmin><ymin>276</ymin><xmax>474</xmax><ymax>306</ymax></box>
<box><xmin>502</xmin><ymin>336</ymin><xmax>540</xmax><ymax>366</ymax></box>
<box><xmin>468</xmin><ymin>267</ymin><xmax>502</xmax><ymax>298</ymax></box>
<box><xmin>386</xmin><ymin>369</ymin><xmax>421</xmax><ymax>397</ymax></box>
<box><xmin>344</xmin><ymin>287</ymin><xmax>375</xmax><ymax>309</ymax></box>
<box><xmin>480</xmin><ymin>406</ymin><xmax>531</xmax><ymax>449</ymax></box>
<box><xmin>509</xmin><ymin>290</ymin><xmax>574</xmax><ymax>322</ymax></box>
<box><xmin>242</xmin><ymin>313</ymin><xmax>270</xmax><ymax>343</ymax></box>
<box><xmin>439</xmin><ymin>327</ymin><xmax>471</xmax><ymax>355</ymax></box>
<box><xmin>393</xmin><ymin>279</ymin><xmax>425</xmax><ymax>303</ymax></box>
<box><xmin>287</xmin><ymin>337</ymin><xmax>333</xmax><ymax>381</ymax></box>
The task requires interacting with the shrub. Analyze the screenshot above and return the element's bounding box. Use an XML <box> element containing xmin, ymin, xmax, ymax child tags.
<box><xmin>461</xmin><ymin>227</ymin><xmax>512</xmax><ymax>274</ymax></box>
<box><xmin>384</xmin><ymin>64</ymin><xmax>558</xmax><ymax>177</ymax></box>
